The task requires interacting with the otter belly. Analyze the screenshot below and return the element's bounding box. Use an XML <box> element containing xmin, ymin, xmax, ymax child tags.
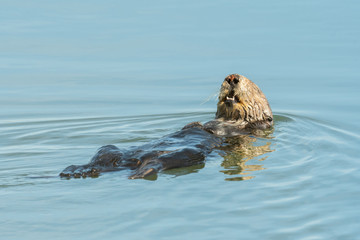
<box><xmin>60</xmin><ymin>125</ymin><xmax>223</xmax><ymax>179</ymax></box>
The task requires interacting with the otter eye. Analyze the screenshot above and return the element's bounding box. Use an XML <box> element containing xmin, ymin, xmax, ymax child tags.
<box><xmin>233</xmin><ymin>79</ymin><xmax>239</xmax><ymax>84</ymax></box>
<box><xmin>268</xmin><ymin>117</ymin><xmax>273</xmax><ymax>122</ymax></box>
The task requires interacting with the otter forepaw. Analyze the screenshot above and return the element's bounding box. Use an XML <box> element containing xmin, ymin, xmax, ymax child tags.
<box><xmin>128</xmin><ymin>168</ymin><xmax>158</xmax><ymax>180</ymax></box>
<box><xmin>59</xmin><ymin>165</ymin><xmax>101</xmax><ymax>178</ymax></box>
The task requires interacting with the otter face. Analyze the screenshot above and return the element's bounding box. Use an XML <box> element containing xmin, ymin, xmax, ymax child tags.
<box><xmin>216</xmin><ymin>74</ymin><xmax>273</xmax><ymax>129</ymax></box>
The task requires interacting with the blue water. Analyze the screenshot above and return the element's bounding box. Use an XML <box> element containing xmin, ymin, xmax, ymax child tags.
<box><xmin>1</xmin><ymin>0</ymin><xmax>360</xmax><ymax>239</ymax></box>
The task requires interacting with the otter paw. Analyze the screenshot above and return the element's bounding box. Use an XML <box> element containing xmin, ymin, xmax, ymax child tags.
<box><xmin>59</xmin><ymin>165</ymin><xmax>101</xmax><ymax>178</ymax></box>
<box><xmin>128</xmin><ymin>168</ymin><xmax>158</xmax><ymax>180</ymax></box>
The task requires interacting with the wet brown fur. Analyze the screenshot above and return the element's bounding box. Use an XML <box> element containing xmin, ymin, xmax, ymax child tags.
<box><xmin>60</xmin><ymin>74</ymin><xmax>273</xmax><ymax>179</ymax></box>
<box><xmin>215</xmin><ymin>74</ymin><xmax>273</xmax><ymax>130</ymax></box>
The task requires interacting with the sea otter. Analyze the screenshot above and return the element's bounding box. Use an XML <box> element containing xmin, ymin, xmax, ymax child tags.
<box><xmin>60</xmin><ymin>74</ymin><xmax>273</xmax><ymax>179</ymax></box>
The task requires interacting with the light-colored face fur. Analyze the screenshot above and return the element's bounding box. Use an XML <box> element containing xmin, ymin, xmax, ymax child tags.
<box><xmin>216</xmin><ymin>74</ymin><xmax>273</xmax><ymax>129</ymax></box>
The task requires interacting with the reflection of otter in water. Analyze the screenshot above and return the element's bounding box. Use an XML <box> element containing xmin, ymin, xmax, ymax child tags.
<box><xmin>218</xmin><ymin>135</ymin><xmax>273</xmax><ymax>181</ymax></box>
<box><xmin>60</xmin><ymin>74</ymin><xmax>273</xmax><ymax>179</ymax></box>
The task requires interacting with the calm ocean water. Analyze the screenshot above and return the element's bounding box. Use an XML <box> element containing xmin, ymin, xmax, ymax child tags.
<box><xmin>1</xmin><ymin>0</ymin><xmax>360</xmax><ymax>239</ymax></box>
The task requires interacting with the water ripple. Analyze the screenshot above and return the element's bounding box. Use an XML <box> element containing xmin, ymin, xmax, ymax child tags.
<box><xmin>1</xmin><ymin>110</ymin><xmax>360</xmax><ymax>240</ymax></box>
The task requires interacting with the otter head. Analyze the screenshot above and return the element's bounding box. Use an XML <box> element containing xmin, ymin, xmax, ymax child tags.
<box><xmin>216</xmin><ymin>74</ymin><xmax>273</xmax><ymax>129</ymax></box>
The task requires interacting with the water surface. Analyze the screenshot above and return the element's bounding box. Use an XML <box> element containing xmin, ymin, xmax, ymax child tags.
<box><xmin>1</xmin><ymin>0</ymin><xmax>360</xmax><ymax>239</ymax></box>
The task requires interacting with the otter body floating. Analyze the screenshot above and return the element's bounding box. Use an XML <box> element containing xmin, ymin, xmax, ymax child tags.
<box><xmin>60</xmin><ymin>74</ymin><xmax>273</xmax><ymax>179</ymax></box>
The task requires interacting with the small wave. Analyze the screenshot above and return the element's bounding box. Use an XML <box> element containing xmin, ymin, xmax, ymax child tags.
<box><xmin>1</xmin><ymin>111</ymin><xmax>358</xmax><ymax>186</ymax></box>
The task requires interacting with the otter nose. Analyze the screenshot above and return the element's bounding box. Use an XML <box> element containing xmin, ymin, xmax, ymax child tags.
<box><xmin>225</xmin><ymin>77</ymin><xmax>239</xmax><ymax>85</ymax></box>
